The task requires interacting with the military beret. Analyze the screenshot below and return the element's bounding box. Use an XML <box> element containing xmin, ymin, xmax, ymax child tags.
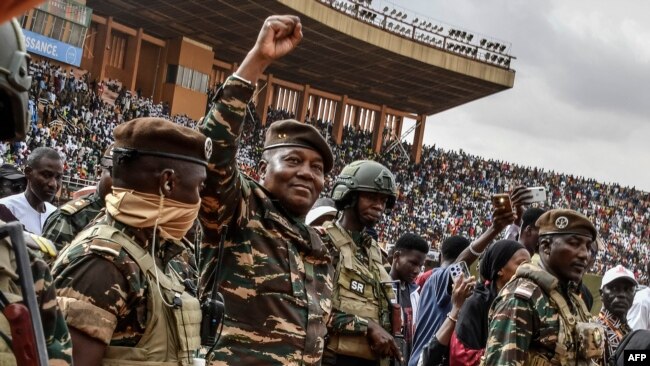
<box><xmin>0</xmin><ymin>164</ymin><xmax>24</xmax><ymax>180</ymax></box>
<box><xmin>535</xmin><ymin>209</ymin><xmax>597</xmax><ymax>240</ymax></box>
<box><xmin>264</xmin><ymin>119</ymin><xmax>333</xmax><ymax>173</ymax></box>
<box><xmin>113</xmin><ymin>118</ymin><xmax>210</xmax><ymax>166</ymax></box>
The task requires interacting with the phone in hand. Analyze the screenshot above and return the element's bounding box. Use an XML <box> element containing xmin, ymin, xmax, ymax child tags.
<box><xmin>449</xmin><ymin>261</ymin><xmax>471</xmax><ymax>283</ymax></box>
<box><xmin>491</xmin><ymin>193</ymin><xmax>512</xmax><ymax>211</ymax></box>
<box><xmin>524</xmin><ymin>187</ymin><xmax>547</xmax><ymax>204</ymax></box>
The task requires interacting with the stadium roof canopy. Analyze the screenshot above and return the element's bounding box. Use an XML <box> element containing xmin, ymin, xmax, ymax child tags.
<box><xmin>88</xmin><ymin>0</ymin><xmax>515</xmax><ymax>116</ymax></box>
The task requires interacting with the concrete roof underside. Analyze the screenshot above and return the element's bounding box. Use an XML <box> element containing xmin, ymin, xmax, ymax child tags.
<box><xmin>88</xmin><ymin>0</ymin><xmax>515</xmax><ymax>115</ymax></box>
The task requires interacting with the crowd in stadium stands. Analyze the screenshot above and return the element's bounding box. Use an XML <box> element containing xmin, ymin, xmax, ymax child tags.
<box><xmin>1</xmin><ymin>60</ymin><xmax>194</xmax><ymax>184</ymax></box>
<box><xmin>3</xmin><ymin>61</ymin><xmax>648</xmax><ymax>283</ymax></box>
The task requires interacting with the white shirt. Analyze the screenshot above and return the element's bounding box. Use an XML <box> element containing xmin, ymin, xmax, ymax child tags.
<box><xmin>628</xmin><ymin>286</ymin><xmax>650</xmax><ymax>330</ymax></box>
<box><xmin>0</xmin><ymin>192</ymin><xmax>56</xmax><ymax>235</ymax></box>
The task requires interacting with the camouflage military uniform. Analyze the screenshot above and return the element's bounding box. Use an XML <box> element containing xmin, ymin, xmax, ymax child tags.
<box><xmin>0</xmin><ymin>226</ymin><xmax>72</xmax><ymax>365</ymax></box>
<box><xmin>325</xmin><ymin>230</ymin><xmax>375</xmax><ymax>335</ymax></box>
<box><xmin>42</xmin><ymin>193</ymin><xmax>103</xmax><ymax>250</ymax></box>
<box><xmin>198</xmin><ymin>76</ymin><xmax>333</xmax><ymax>365</ymax></box>
<box><xmin>484</xmin><ymin>263</ymin><xmax>604</xmax><ymax>366</ymax></box>
<box><xmin>322</xmin><ymin>228</ymin><xmax>392</xmax><ymax>366</ymax></box>
<box><xmin>52</xmin><ymin>216</ymin><xmax>185</xmax><ymax>347</ymax></box>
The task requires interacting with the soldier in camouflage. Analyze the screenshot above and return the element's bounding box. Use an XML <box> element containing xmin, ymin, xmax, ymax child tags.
<box><xmin>197</xmin><ymin>15</ymin><xmax>334</xmax><ymax>365</ymax></box>
<box><xmin>43</xmin><ymin>143</ymin><xmax>200</xmax><ymax>295</ymax></box>
<box><xmin>321</xmin><ymin>160</ymin><xmax>402</xmax><ymax>366</ymax></box>
<box><xmin>42</xmin><ymin>144</ymin><xmax>113</xmax><ymax>251</ymax></box>
<box><xmin>52</xmin><ymin>118</ymin><xmax>207</xmax><ymax>365</ymax></box>
<box><xmin>0</xmin><ymin>18</ymin><xmax>72</xmax><ymax>365</ymax></box>
<box><xmin>484</xmin><ymin>209</ymin><xmax>606</xmax><ymax>366</ymax></box>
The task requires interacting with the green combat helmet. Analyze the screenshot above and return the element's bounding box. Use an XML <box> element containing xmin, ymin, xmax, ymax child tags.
<box><xmin>0</xmin><ymin>19</ymin><xmax>32</xmax><ymax>141</ymax></box>
<box><xmin>331</xmin><ymin>160</ymin><xmax>397</xmax><ymax>210</ymax></box>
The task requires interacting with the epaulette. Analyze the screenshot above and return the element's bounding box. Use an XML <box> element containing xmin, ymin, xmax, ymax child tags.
<box><xmin>60</xmin><ymin>197</ymin><xmax>92</xmax><ymax>215</ymax></box>
<box><xmin>514</xmin><ymin>279</ymin><xmax>539</xmax><ymax>301</ymax></box>
<box><xmin>82</xmin><ymin>225</ymin><xmax>125</xmax><ymax>259</ymax></box>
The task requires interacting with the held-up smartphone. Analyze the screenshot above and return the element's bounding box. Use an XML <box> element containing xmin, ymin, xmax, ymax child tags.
<box><xmin>449</xmin><ymin>261</ymin><xmax>471</xmax><ymax>283</ymax></box>
<box><xmin>524</xmin><ymin>186</ymin><xmax>547</xmax><ymax>204</ymax></box>
<box><xmin>491</xmin><ymin>193</ymin><xmax>512</xmax><ymax>210</ymax></box>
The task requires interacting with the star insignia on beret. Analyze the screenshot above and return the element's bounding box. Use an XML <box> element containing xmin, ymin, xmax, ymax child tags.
<box><xmin>555</xmin><ymin>216</ymin><xmax>569</xmax><ymax>229</ymax></box>
<box><xmin>204</xmin><ymin>138</ymin><xmax>212</xmax><ymax>160</ymax></box>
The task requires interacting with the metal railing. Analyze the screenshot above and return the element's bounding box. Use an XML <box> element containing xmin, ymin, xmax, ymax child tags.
<box><xmin>61</xmin><ymin>175</ymin><xmax>95</xmax><ymax>192</ymax></box>
<box><xmin>318</xmin><ymin>0</ymin><xmax>515</xmax><ymax>69</ymax></box>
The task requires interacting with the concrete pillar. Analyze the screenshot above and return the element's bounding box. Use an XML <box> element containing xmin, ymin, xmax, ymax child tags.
<box><xmin>372</xmin><ymin>105</ymin><xmax>387</xmax><ymax>153</ymax></box>
<box><xmin>257</xmin><ymin>74</ymin><xmax>274</xmax><ymax>125</ymax></box>
<box><xmin>394</xmin><ymin>117</ymin><xmax>403</xmax><ymax>140</ymax></box>
<box><xmin>124</xmin><ymin>27</ymin><xmax>143</xmax><ymax>91</ymax></box>
<box><xmin>411</xmin><ymin>114</ymin><xmax>426</xmax><ymax>164</ymax></box>
<box><xmin>95</xmin><ymin>17</ymin><xmax>113</xmax><ymax>81</ymax></box>
<box><xmin>332</xmin><ymin>95</ymin><xmax>347</xmax><ymax>144</ymax></box>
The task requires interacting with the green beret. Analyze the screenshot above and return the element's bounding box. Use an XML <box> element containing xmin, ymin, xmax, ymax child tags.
<box><xmin>113</xmin><ymin>117</ymin><xmax>210</xmax><ymax>166</ymax></box>
<box><xmin>264</xmin><ymin>119</ymin><xmax>333</xmax><ymax>173</ymax></box>
<box><xmin>535</xmin><ymin>209</ymin><xmax>597</xmax><ymax>240</ymax></box>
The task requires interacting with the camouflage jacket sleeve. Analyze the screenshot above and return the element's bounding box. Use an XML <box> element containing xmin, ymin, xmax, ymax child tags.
<box><xmin>42</xmin><ymin>195</ymin><xmax>103</xmax><ymax>251</ymax></box>
<box><xmin>327</xmin><ymin>308</ymin><xmax>369</xmax><ymax>335</ymax></box>
<box><xmin>198</xmin><ymin>76</ymin><xmax>255</xmax><ymax>235</ymax></box>
<box><xmin>53</xmin><ymin>245</ymin><xmax>145</xmax><ymax>346</ymax></box>
<box><xmin>197</xmin><ymin>76</ymin><xmax>254</xmax><ymax>299</ymax></box>
<box><xmin>484</xmin><ymin>279</ymin><xmax>542</xmax><ymax>366</ymax></box>
<box><xmin>42</xmin><ymin>210</ymin><xmax>76</xmax><ymax>251</ymax></box>
<box><xmin>31</xmin><ymin>252</ymin><xmax>73</xmax><ymax>365</ymax></box>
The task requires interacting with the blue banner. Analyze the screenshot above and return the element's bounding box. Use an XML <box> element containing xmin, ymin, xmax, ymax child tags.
<box><xmin>22</xmin><ymin>29</ymin><xmax>82</xmax><ymax>67</ymax></box>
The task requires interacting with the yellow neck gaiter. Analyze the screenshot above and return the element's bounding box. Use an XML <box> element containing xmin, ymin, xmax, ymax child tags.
<box><xmin>105</xmin><ymin>187</ymin><xmax>199</xmax><ymax>241</ymax></box>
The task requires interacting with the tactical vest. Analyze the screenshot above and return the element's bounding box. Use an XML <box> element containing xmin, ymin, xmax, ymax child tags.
<box><xmin>66</xmin><ymin>224</ymin><xmax>202</xmax><ymax>366</ymax></box>
<box><xmin>0</xmin><ymin>223</ymin><xmax>59</xmax><ymax>366</ymax></box>
<box><xmin>324</xmin><ymin>221</ymin><xmax>395</xmax><ymax>361</ymax></box>
<box><xmin>0</xmin><ymin>236</ymin><xmax>20</xmax><ymax>366</ymax></box>
<box><xmin>515</xmin><ymin>263</ymin><xmax>605</xmax><ymax>366</ymax></box>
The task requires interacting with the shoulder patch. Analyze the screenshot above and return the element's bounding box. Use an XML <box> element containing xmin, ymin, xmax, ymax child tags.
<box><xmin>61</xmin><ymin>198</ymin><xmax>91</xmax><ymax>215</ymax></box>
<box><xmin>514</xmin><ymin>280</ymin><xmax>539</xmax><ymax>300</ymax></box>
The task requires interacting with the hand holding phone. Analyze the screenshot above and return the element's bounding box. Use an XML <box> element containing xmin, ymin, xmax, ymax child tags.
<box><xmin>449</xmin><ymin>261</ymin><xmax>471</xmax><ymax>283</ymax></box>
<box><xmin>491</xmin><ymin>193</ymin><xmax>512</xmax><ymax>211</ymax></box>
<box><xmin>523</xmin><ymin>187</ymin><xmax>546</xmax><ymax>204</ymax></box>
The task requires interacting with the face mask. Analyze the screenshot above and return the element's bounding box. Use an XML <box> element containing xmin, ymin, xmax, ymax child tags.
<box><xmin>105</xmin><ymin>186</ymin><xmax>199</xmax><ymax>241</ymax></box>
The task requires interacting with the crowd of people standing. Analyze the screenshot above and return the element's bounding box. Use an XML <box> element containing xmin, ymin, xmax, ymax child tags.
<box><xmin>1</xmin><ymin>57</ymin><xmax>647</xmax><ymax>284</ymax></box>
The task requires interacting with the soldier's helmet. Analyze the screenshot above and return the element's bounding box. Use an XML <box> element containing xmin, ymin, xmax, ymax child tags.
<box><xmin>0</xmin><ymin>19</ymin><xmax>32</xmax><ymax>141</ymax></box>
<box><xmin>331</xmin><ymin>160</ymin><xmax>397</xmax><ymax>210</ymax></box>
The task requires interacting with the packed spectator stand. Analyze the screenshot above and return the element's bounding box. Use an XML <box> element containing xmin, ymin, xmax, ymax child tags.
<box><xmin>4</xmin><ymin>60</ymin><xmax>648</xmax><ymax>284</ymax></box>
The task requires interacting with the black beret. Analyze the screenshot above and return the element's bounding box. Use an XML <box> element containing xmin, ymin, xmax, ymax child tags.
<box><xmin>113</xmin><ymin>118</ymin><xmax>210</xmax><ymax>166</ymax></box>
<box><xmin>0</xmin><ymin>164</ymin><xmax>24</xmax><ymax>180</ymax></box>
<box><xmin>264</xmin><ymin>119</ymin><xmax>333</xmax><ymax>173</ymax></box>
<box><xmin>535</xmin><ymin>209</ymin><xmax>597</xmax><ymax>240</ymax></box>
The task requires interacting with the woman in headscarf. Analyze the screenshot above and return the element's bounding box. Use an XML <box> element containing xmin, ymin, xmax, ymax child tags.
<box><xmin>449</xmin><ymin>240</ymin><xmax>530</xmax><ymax>366</ymax></box>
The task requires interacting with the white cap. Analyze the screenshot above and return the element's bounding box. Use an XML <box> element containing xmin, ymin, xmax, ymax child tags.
<box><xmin>601</xmin><ymin>265</ymin><xmax>637</xmax><ymax>289</ymax></box>
<box><xmin>305</xmin><ymin>206</ymin><xmax>337</xmax><ymax>226</ymax></box>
